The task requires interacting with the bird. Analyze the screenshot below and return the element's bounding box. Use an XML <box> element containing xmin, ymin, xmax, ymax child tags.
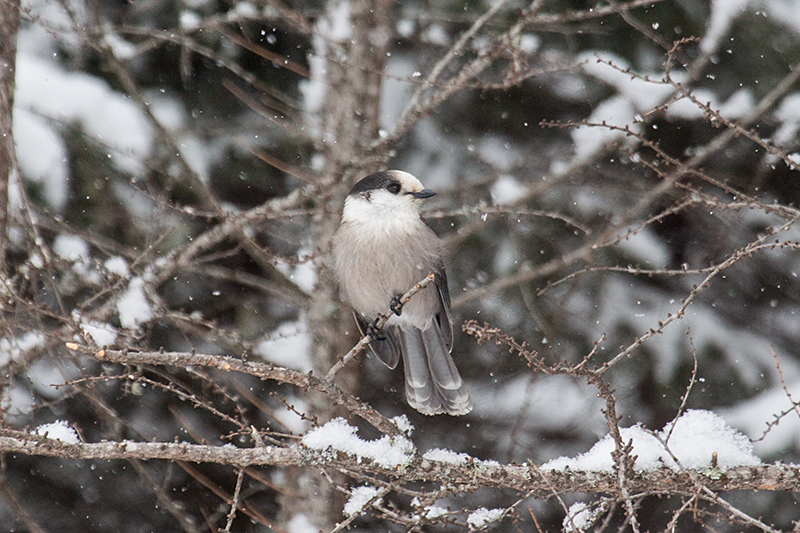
<box><xmin>332</xmin><ymin>170</ymin><xmax>472</xmax><ymax>416</ymax></box>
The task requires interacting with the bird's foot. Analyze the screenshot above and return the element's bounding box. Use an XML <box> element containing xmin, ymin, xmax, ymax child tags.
<box><xmin>367</xmin><ymin>317</ymin><xmax>386</xmax><ymax>341</ymax></box>
<box><xmin>390</xmin><ymin>294</ymin><xmax>404</xmax><ymax>316</ymax></box>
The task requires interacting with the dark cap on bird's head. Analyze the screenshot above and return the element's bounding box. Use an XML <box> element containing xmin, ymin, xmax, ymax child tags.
<box><xmin>348</xmin><ymin>170</ymin><xmax>436</xmax><ymax>200</ymax></box>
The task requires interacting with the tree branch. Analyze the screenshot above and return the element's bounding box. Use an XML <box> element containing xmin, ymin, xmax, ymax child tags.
<box><xmin>1</xmin><ymin>430</ymin><xmax>797</xmax><ymax>493</ymax></box>
<box><xmin>66</xmin><ymin>344</ymin><xmax>402</xmax><ymax>437</ymax></box>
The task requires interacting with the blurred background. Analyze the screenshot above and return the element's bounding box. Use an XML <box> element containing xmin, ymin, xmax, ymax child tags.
<box><xmin>3</xmin><ymin>0</ymin><xmax>800</xmax><ymax>530</ymax></box>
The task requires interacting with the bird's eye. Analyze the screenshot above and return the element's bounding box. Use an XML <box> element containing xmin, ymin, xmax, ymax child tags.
<box><xmin>386</xmin><ymin>182</ymin><xmax>401</xmax><ymax>194</ymax></box>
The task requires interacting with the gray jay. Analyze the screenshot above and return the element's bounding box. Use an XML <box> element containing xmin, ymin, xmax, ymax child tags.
<box><xmin>332</xmin><ymin>170</ymin><xmax>472</xmax><ymax>416</ymax></box>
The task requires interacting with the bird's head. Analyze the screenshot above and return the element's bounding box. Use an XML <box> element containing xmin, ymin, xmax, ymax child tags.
<box><xmin>341</xmin><ymin>170</ymin><xmax>436</xmax><ymax>225</ymax></box>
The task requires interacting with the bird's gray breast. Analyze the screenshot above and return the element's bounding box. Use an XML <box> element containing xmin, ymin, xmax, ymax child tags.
<box><xmin>333</xmin><ymin>221</ymin><xmax>441</xmax><ymax>328</ymax></box>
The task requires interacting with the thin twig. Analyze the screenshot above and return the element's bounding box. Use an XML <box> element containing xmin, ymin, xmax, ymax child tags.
<box><xmin>325</xmin><ymin>273</ymin><xmax>436</xmax><ymax>381</ymax></box>
<box><xmin>223</xmin><ymin>468</ymin><xmax>246</xmax><ymax>532</ymax></box>
<box><xmin>0</xmin><ymin>475</ymin><xmax>46</xmax><ymax>533</ymax></box>
<box><xmin>663</xmin><ymin>333</ymin><xmax>699</xmax><ymax>445</ymax></box>
<box><xmin>66</xmin><ymin>342</ymin><xmax>402</xmax><ymax>436</ymax></box>
<box><xmin>329</xmin><ymin>485</ymin><xmax>392</xmax><ymax>533</ymax></box>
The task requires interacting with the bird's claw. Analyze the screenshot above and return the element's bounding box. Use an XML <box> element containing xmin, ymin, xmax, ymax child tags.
<box><xmin>367</xmin><ymin>318</ymin><xmax>386</xmax><ymax>341</ymax></box>
<box><xmin>390</xmin><ymin>294</ymin><xmax>404</xmax><ymax>316</ymax></box>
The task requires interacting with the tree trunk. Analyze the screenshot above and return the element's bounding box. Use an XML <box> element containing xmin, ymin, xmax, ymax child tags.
<box><xmin>0</xmin><ymin>0</ymin><xmax>20</xmax><ymax>270</ymax></box>
<box><xmin>282</xmin><ymin>0</ymin><xmax>392</xmax><ymax>529</ymax></box>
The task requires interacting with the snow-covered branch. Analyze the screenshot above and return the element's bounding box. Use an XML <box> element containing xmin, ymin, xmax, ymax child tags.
<box><xmin>2</xmin><ymin>427</ymin><xmax>798</xmax><ymax>493</ymax></box>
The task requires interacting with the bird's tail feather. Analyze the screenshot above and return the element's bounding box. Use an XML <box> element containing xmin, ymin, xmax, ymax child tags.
<box><xmin>400</xmin><ymin>326</ymin><xmax>472</xmax><ymax>416</ymax></box>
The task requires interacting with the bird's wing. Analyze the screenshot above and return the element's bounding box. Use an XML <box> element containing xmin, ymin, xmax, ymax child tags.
<box><xmin>354</xmin><ymin>311</ymin><xmax>401</xmax><ymax>369</ymax></box>
<box><xmin>434</xmin><ymin>263</ymin><xmax>454</xmax><ymax>353</ymax></box>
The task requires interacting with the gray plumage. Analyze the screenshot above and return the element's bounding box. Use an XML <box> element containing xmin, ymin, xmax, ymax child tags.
<box><xmin>332</xmin><ymin>170</ymin><xmax>472</xmax><ymax>416</ymax></box>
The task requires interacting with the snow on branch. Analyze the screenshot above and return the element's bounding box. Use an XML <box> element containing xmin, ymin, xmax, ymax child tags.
<box><xmin>0</xmin><ymin>426</ymin><xmax>797</xmax><ymax>493</ymax></box>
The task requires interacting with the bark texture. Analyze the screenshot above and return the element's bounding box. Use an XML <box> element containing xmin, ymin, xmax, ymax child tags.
<box><xmin>0</xmin><ymin>0</ymin><xmax>20</xmax><ymax>269</ymax></box>
<box><xmin>287</xmin><ymin>0</ymin><xmax>393</xmax><ymax>528</ymax></box>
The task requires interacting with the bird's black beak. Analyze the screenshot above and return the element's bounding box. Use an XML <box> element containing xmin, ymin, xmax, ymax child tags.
<box><xmin>409</xmin><ymin>188</ymin><xmax>436</xmax><ymax>199</ymax></box>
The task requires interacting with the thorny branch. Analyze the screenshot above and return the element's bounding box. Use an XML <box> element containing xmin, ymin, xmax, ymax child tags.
<box><xmin>462</xmin><ymin>320</ymin><xmax>790</xmax><ymax>532</ymax></box>
<box><xmin>453</xmin><ymin>37</ymin><xmax>800</xmax><ymax>308</ymax></box>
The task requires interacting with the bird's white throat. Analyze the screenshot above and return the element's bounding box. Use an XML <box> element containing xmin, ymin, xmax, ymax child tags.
<box><xmin>341</xmin><ymin>194</ymin><xmax>422</xmax><ymax>233</ymax></box>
